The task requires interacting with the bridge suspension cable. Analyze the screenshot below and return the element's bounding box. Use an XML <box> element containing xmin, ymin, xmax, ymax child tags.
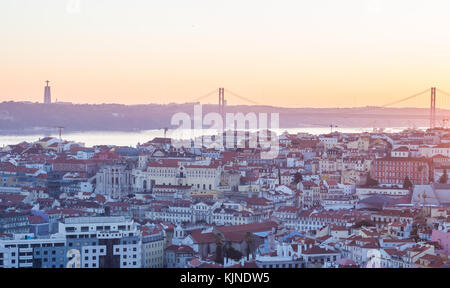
<box><xmin>191</xmin><ymin>88</ymin><xmax>219</xmax><ymax>102</ymax></box>
<box><xmin>436</xmin><ymin>88</ymin><xmax>450</xmax><ymax>98</ymax></box>
<box><xmin>379</xmin><ymin>88</ymin><xmax>430</xmax><ymax>108</ymax></box>
<box><xmin>191</xmin><ymin>88</ymin><xmax>259</xmax><ymax>105</ymax></box>
<box><xmin>192</xmin><ymin>87</ymin><xmax>449</xmax><ymax>111</ymax></box>
<box><xmin>223</xmin><ymin>88</ymin><xmax>260</xmax><ymax>105</ymax></box>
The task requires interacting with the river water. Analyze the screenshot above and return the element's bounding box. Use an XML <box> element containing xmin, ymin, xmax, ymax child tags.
<box><xmin>0</xmin><ymin>127</ymin><xmax>409</xmax><ymax>147</ymax></box>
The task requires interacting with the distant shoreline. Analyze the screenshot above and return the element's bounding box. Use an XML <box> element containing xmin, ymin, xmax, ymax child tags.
<box><xmin>0</xmin><ymin>126</ymin><xmax>409</xmax><ymax>136</ymax></box>
<box><xmin>0</xmin><ymin>101</ymin><xmax>442</xmax><ymax>135</ymax></box>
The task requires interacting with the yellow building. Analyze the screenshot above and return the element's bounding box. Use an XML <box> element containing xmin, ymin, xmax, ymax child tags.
<box><xmin>141</xmin><ymin>225</ymin><xmax>166</xmax><ymax>268</ymax></box>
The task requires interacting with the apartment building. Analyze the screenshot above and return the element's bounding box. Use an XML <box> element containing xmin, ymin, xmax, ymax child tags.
<box><xmin>58</xmin><ymin>216</ymin><xmax>141</xmax><ymax>268</ymax></box>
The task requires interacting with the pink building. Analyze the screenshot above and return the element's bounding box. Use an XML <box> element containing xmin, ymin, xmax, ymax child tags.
<box><xmin>431</xmin><ymin>229</ymin><xmax>450</xmax><ymax>256</ymax></box>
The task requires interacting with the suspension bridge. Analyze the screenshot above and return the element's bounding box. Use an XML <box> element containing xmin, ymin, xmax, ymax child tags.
<box><xmin>191</xmin><ymin>87</ymin><xmax>450</xmax><ymax>130</ymax></box>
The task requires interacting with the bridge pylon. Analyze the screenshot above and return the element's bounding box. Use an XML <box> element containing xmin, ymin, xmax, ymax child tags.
<box><xmin>430</xmin><ymin>87</ymin><xmax>436</xmax><ymax>129</ymax></box>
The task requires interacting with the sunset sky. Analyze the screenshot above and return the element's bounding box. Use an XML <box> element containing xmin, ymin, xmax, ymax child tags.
<box><xmin>2</xmin><ymin>0</ymin><xmax>450</xmax><ymax>107</ymax></box>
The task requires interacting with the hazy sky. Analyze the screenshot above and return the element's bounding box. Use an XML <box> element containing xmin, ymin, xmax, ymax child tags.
<box><xmin>2</xmin><ymin>0</ymin><xmax>450</xmax><ymax>107</ymax></box>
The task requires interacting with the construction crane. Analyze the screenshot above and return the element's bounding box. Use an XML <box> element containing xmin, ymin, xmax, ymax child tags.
<box><xmin>55</xmin><ymin>126</ymin><xmax>65</xmax><ymax>140</ymax></box>
<box><xmin>420</xmin><ymin>191</ymin><xmax>446</xmax><ymax>203</ymax></box>
<box><xmin>417</xmin><ymin>190</ymin><xmax>446</xmax><ymax>217</ymax></box>
<box><xmin>164</xmin><ymin>127</ymin><xmax>169</xmax><ymax>138</ymax></box>
<box><xmin>330</xmin><ymin>124</ymin><xmax>338</xmax><ymax>133</ymax></box>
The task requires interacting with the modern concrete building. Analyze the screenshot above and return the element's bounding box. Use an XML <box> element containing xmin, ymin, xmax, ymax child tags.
<box><xmin>57</xmin><ymin>216</ymin><xmax>141</xmax><ymax>268</ymax></box>
<box><xmin>0</xmin><ymin>234</ymin><xmax>67</xmax><ymax>268</ymax></box>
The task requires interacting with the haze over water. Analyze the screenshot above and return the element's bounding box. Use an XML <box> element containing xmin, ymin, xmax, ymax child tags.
<box><xmin>0</xmin><ymin>127</ymin><xmax>410</xmax><ymax>147</ymax></box>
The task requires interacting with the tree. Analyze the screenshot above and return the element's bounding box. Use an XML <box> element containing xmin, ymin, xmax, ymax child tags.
<box><xmin>244</xmin><ymin>232</ymin><xmax>253</xmax><ymax>260</ymax></box>
<box><xmin>365</xmin><ymin>175</ymin><xmax>378</xmax><ymax>187</ymax></box>
<box><xmin>225</xmin><ymin>247</ymin><xmax>242</xmax><ymax>261</ymax></box>
<box><xmin>410</xmin><ymin>225</ymin><xmax>420</xmax><ymax>242</ymax></box>
<box><xmin>403</xmin><ymin>176</ymin><xmax>413</xmax><ymax>190</ymax></box>
<box><xmin>439</xmin><ymin>169</ymin><xmax>448</xmax><ymax>184</ymax></box>
<box><xmin>293</xmin><ymin>172</ymin><xmax>303</xmax><ymax>185</ymax></box>
<box><xmin>214</xmin><ymin>233</ymin><xmax>224</xmax><ymax>264</ymax></box>
<box><xmin>418</xmin><ymin>165</ymin><xmax>425</xmax><ymax>184</ymax></box>
<box><xmin>353</xmin><ymin>220</ymin><xmax>374</xmax><ymax>228</ymax></box>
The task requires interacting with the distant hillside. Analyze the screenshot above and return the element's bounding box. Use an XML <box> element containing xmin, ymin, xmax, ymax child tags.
<box><xmin>0</xmin><ymin>101</ymin><xmax>444</xmax><ymax>134</ymax></box>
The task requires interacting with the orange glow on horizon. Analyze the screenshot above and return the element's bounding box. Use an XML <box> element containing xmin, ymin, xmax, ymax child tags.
<box><xmin>1</xmin><ymin>0</ymin><xmax>450</xmax><ymax>108</ymax></box>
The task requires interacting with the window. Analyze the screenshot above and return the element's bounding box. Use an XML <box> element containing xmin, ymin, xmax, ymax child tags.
<box><xmin>65</xmin><ymin>227</ymin><xmax>75</xmax><ymax>232</ymax></box>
